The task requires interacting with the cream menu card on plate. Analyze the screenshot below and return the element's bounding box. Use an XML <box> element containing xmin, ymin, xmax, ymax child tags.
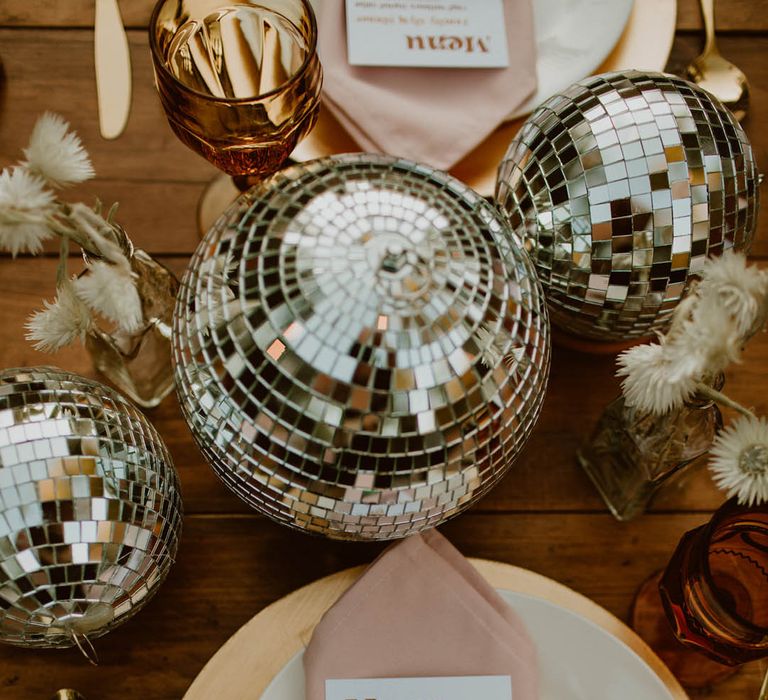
<box><xmin>344</xmin><ymin>0</ymin><xmax>510</xmax><ymax>68</ymax></box>
<box><xmin>326</xmin><ymin>675</ymin><xmax>512</xmax><ymax>699</ymax></box>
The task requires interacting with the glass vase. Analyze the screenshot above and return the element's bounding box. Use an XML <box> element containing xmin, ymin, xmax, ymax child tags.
<box><xmin>85</xmin><ymin>248</ymin><xmax>179</xmax><ymax>409</ymax></box>
<box><xmin>577</xmin><ymin>386</ymin><xmax>723</xmax><ymax>521</ymax></box>
<box><xmin>632</xmin><ymin>499</ymin><xmax>768</xmax><ymax>689</ymax></box>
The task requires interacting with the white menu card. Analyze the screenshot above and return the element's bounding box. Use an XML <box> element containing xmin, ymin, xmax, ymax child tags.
<box><xmin>326</xmin><ymin>674</ymin><xmax>512</xmax><ymax>699</ymax></box>
<box><xmin>345</xmin><ymin>0</ymin><xmax>510</xmax><ymax>69</ymax></box>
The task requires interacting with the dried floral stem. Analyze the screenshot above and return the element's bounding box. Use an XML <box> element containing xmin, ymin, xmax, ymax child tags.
<box><xmin>56</xmin><ymin>236</ymin><xmax>69</xmax><ymax>288</ymax></box>
<box><xmin>106</xmin><ymin>201</ymin><xmax>119</xmax><ymax>224</ymax></box>
<box><xmin>45</xmin><ymin>215</ymin><xmax>99</xmax><ymax>256</ymax></box>
<box><xmin>694</xmin><ymin>382</ymin><xmax>756</xmax><ymax>419</ymax></box>
<box><xmin>49</xmin><ymin>208</ymin><xmax>122</xmax><ymax>261</ymax></box>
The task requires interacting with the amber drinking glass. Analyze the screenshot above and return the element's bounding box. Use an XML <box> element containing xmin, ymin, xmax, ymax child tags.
<box><xmin>149</xmin><ymin>0</ymin><xmax>322</xmax><ymax>230</ymax></box>
<box><xmin>634</xmin><ymin>499</ymin><xmax>768</xmax><ymax>690</ymax></box>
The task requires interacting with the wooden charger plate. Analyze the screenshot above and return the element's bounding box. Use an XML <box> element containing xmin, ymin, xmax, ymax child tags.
<box><xmin>184</xmin><ymin>558</ymin><xmax>687</xmax><ymax>699</ymax></box>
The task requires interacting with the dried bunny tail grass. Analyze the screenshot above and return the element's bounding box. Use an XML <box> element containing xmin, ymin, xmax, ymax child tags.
<box><xmin>698</xmin><ymin>251</ymin><xmax>768</xmax><ymax>338</ymax></box>
<box><xmin>73</xmin><ymin>261</ymin><xmax>143</xmax><ymax>333</ymax></box>
<box><xmin>0</xmin><ymin>168</ymin><xmax>56</xmax><ymax>256</ymax></box>
<box><xmin>25</xmin><ymin>281</ymin><xmax>93</xmax><ymax>352</ymax></box>
<box><xmin>617</xmin><ymin>342</ymin><xmax>700</xmax><ymax>414</ymax></box>
<box><xmin>23</xmin><ymin>112</ymin><xmax>95</xmax><ymax>188</ymax></box>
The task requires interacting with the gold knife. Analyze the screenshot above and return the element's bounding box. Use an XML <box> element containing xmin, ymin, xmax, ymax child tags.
<box><xmin>94</xmin><ymin>0</ymin><xmax>132</xmax><ymax>140</ymax></box>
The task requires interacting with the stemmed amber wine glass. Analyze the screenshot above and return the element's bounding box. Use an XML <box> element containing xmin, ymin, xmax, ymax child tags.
<box><xmin>149</xmin><ymin>0</ymin><xmax>322</xmax><ymax>233</ymax></box>
<box><xmin>633</xmin><ymin>499</ymin><xmax>768</xmax><ymax>694</ymax></box>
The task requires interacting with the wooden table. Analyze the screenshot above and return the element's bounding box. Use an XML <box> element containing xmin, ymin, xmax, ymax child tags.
<box><xmin>0</xmin><ymin>1</ymin><xmax>766</xmax><ymax>697</ymax></box>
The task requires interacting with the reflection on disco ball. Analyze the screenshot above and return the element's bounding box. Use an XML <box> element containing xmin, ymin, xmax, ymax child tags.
<box><xmin>174</xmin><ymin>154</ymin><xmax>550</xmax><ymax>541</ymax></box>
<box><xmin>0</xmin><ymin>367</ymin><xmax>182</xmax><ymax>649</ymax></box>
<box><xmin>496</xmin><ymin>70</ymin><xmax>759</xmax><ymax>342</ymax></box>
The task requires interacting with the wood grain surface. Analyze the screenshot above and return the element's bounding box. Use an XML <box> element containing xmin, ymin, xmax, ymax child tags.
<box><xmin>0</xmin><ymin>2</ymin><xmax>767</xmax><ymax>699</ymax></box>
<box><xmin>0</xmin><ymin>0</ymin><xmax>765</xmax><ymax>31</ymax></box>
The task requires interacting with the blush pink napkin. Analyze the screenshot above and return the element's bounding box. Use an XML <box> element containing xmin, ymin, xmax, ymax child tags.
<box><xmin>303</xmin><ymin>529</ymin><xmax>539</xmax><ymax>699</ymax></box>
<box><xmin>316</xmin><ymin>1</ymin><xmax>538</xmax><ymax>171</ymax></box>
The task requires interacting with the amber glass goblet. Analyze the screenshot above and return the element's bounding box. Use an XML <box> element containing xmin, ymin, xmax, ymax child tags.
<box><xmin>149</xmin><ymin>0</ymin><xmax>322</xmax><ymax>233</ymax></box>
<box><xmin>634</xmin><ymin>499</ymin><xmax>768</xmax><ymax>690</ymax></box>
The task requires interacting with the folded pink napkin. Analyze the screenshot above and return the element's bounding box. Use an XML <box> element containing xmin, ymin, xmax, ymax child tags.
<box><xmin>304</xmin><ymin>530</ymin><xmax>539</xmax><ymax>699</ymax></box>
<box><xmin>316</xmin><ymin>1</ymin><xmax>537</xmax><ymax>170</ymax></box>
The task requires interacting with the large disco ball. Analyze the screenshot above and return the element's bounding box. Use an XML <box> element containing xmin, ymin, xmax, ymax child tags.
<box><xmin>0</xmin><ymin>367</ymin><xmax>182</xmax><ymax>649</ymax></box>
<box><xmin>496</xmin><ymin>70</ymin><xmax>759</xmax><ymax>342</ymax></box>
<box><xmin>174</xmin><ymin>154</ymin><xmax>550</xmax><ymax>540</ymax></box>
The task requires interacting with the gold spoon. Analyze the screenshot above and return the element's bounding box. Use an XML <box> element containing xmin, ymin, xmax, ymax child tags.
<box><xmin>685</xmin><ymin>0</ymin><xmax>749</xmax><ymax>121</ymax></box>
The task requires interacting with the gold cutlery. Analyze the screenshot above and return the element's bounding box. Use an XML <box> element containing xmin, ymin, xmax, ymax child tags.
<box><xmin>685</xmin><ymin>0</ymin><xmax>749</xmax><ymax>121</ymax></box>
<box><xmin>94</xmin><ymin>0</ymin><xmax>132</xmax><ymax>139</ymax></box>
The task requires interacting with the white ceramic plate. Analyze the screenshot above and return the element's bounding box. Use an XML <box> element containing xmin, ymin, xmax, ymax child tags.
<box><xmin>183</xmin><ymin>561</ymin><xmax>686</xmax><ymax>699</ymax></box>
<box><xmin>262</xmin><ymin>589</ymin><xmax>676</xmax><ymax>700</ymax></box>
<box><xmin>510</xmin><ymin>0</ymin><xmax>635</xmax><ymax>119</ymax></box>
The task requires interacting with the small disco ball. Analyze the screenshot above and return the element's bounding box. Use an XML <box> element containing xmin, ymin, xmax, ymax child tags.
<box><xmin>174</xmin><ymin>154</ymin><xmax>550</xmax><ymax>541</ymax></box>
<box><xmin>496</xmin><ymin>70</ymin><xmax>759</xmax><ymax>342</ymax></box>
<box><xmin>0</xmin><ymin>367</ymin><xmax>182</xmax><ymax>649</ymax></box>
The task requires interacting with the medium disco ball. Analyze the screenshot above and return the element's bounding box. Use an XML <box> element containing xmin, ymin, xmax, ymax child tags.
<box><xmin>174</xmin><ymin>154</ymin><xmax>550</xmax><ymax>540</ymax></box>
<box><xmin>0</xmin><ymin>367</ymin><xmax>182</xmax><ymax>649</ymax></box>
<box><xmin>496</xmin><ymin>70</ymin><xmax>759</xmax><ymax>342</ymax></box>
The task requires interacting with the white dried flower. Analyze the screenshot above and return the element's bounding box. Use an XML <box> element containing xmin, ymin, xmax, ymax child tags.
<box><xmin>710</xmin><ymin>415</ymin><xmax>768</xmax><ymax>506</ymax></box>
<box><xmin>73</xmin><ymin>261</ymin><xmax>143</xmax><ymax>332</ymax></box>
<box><xmin>617</xmin><ymin>342</ymin><xmax>700</xmax><ymax>414</ymax></box>
<box><xmin>23</xmin><ymin>112</ymin><xmax>95</xmax><ymax>188</ymax></box>
<box><xmin>664</xmin><ymin>288</ymin><xmax>701</xmax><ymax>344</ymax></box>
<box><xmin>659</xmin><ymin>293</ymin><xmax>743</xmax><ymax>384</ymax></box>
<box><xmin>0</xmin><ymin>168</ymin><xmax>56</xmax><ymax>255</ymax></box>
<box><xmin>25</xmin><ymin>282</ymin><xmax>92</xmax><ymax>352</ymax></box>
<box><xmin>698</xmin><ymin>251</ymin><xmax>768</xmax><ymax>337</ymax></box>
